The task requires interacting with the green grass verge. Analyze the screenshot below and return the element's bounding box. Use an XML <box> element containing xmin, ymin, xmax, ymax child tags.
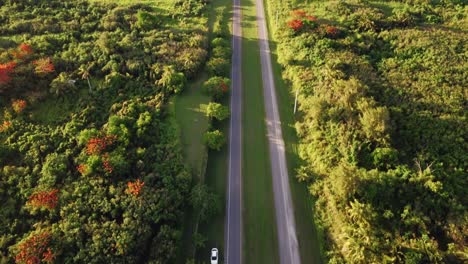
<box><xmin>173</xmin><ymin>76</ymin><xmax>211</xmax><ymax>263</ymax></box>
<box><xmin>174</xmin><ymin>75</ymin><xmax>211</xmax><ymax>180</ymax></box>
<box><xmin>197</xmin><ymin>0</ymin><xmax>233</xmax><ymax>261</ymax></box>
<box><xmin>241</xmin><ymin>0</ymin><xmax>279</xmax><ymax>263</ymax></box>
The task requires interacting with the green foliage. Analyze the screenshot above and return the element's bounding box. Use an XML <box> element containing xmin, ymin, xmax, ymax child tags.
<box><xmin>190</xmin><ymin>184</ymin><xmax>220</xmax><ymax>223</ymax></box>
<box><xmin>136</xmin><ymin>11</ymin><xmax>159</xmax><ymax>30</ymax></box>
<box><xmin>205</xmin><ymin>102</ymin><xmax>229</xmax><ymax>121</ymax></box>
<box><xmin>202</xmin><ymin>76</ymin><xmax>230</xmax><ymax>100</ymax></box>
<box><xmin>0</xmin><ymin>0</ymin><xmax>207</xmax><ymax>263</ymax></box>
<box><xmin>158</xmin><ymin>66</ymin><xmax>186</xmax><ymax>94</ymax></box>
<box><xmin>206</xmin><ymin>57</ymin><xmax>230</xmax><ymax>77</ymax></box>
<box><xmin>173</xmin><ymin>0</ymin><xmax>207</xmax><ymax>16</ymax></box>
<box><xmin>203</xmin><ymin>130</ymin><xmax>225</xmax><ymax>151</ymax></box>
<box><xmin>49</xmin><ymin>72</ymin><xmax>76</xmax><ymax>97</ymax></box>
<box><xmin>39</xmin><ymin>153</ymin><xmax>68</xmax><ymax>187</ymax></box>
<box><xmin>270</xmin><ymin>0</ymin><xmax>467</xmax><ymax>262</ymax></box>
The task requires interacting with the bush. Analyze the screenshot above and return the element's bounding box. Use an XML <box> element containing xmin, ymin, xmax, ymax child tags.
<box><xmin>202</xmin><ymin>76</ymin><xmax>230</xmax><ymax>100</ymax></box>
<box><xmin>211</xmin><ymin>37</ymin><xmax>229</xmax><ymax>47</ymax></box>
<box><xmin>136</xmin><ymin>11</ymin><xmax>159</xmax><ymax>30</ymax></box>
<box><xmin>205</xmin><ymin>102</ymin><xmax>230</xmax><ymax>121</ymax></box>
<box><xmin>158</xmin><ymin>66</ymin><xmax>186</xmax><ymax>94</ymax></box>
<box><xmin>212</xmin><ymin>46</ymin><xmax>232</xmax><ymax>59</ymax></box>
<box><xmin>203</xmin><ymin>130</ymin><xmax>225</xmax><ymax>151</ymax></box>
<box><xmin>206</xmin><ymin>57</ymin><xmax>230</xmax><ymax>77</ymax></box>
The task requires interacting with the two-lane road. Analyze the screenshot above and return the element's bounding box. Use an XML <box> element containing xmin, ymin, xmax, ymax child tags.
<box><xmin>225</xmin><ymin>0</ymin><xmax>301</xmax><ymax>263</ymax></box>
<box><xmin>255</xmin><ymin>0</ymin><xmax>301</xmax><ymax>263</ymax></box>
<box><xmin>225</xmin><ymin>0</ymin><xmax>242</xmax><ymax>262</ymax></box>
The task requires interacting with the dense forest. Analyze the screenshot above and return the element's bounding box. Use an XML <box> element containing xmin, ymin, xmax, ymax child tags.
<box><xmin>0</xmin><ymin>0</ymin><xmax>214</xmax><ymax>263</ymax></box>
<box><xmin>267</xmin><ymin>0</ymin><xmax>467</xmax><ymax>263</ymax></box>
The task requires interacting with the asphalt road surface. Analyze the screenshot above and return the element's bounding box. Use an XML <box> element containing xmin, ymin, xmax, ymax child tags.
<box><xmin>255</xmin><ymin>0</ymin><xmax>301</xmax><ymax>263</ymax></box>
<box><xmin>224</xmin><ymin>0</ymin><xmax>242</xmax><ymax>262</ymax></box>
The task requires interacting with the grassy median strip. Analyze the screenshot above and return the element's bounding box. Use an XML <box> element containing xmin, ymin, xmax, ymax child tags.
<box><xmin>241</xmin><ymin>0</ymin><xmax>280</xmax><ymax>263</ymax></box>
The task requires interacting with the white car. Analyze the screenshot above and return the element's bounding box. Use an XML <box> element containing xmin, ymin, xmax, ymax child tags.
<box><xmin>210</xmin><ymin>248</ymin><xmax>218</xmax><ymax>264</ymax></box>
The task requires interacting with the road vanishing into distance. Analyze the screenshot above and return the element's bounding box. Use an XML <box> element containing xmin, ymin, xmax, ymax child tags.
<box><xmin>225</xmin><ymin>0</ymin><xmax>301</xmax><ymax>263</ymax></box>
<box><xmin>224</xmin><ymin>0</ymin><xmax>242</xmax><ymax>262</ymax></box>
<box><xmin>255</xmin><ymin>0</ymin><xmax>301</xmax><ymax>262</ymax></box>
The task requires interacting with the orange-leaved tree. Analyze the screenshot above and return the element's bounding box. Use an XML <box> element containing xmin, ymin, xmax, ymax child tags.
<box><xmin>11</xmin><ymin>99</ymin><xmax>27</xmax><ymax>113</ymax></box>
<box><xmin>0</xmin><ymin>61</ymin><xmax>16</xmax><ymax>84</ymax></box>
<box><xmin>15</xmin><ymin>232</ymin><xmax>55</xmax><ymax>264</ymax></box>
<box><xmin>33</xmin><ymin>57</ymin><xmax>55</xmax><ymax>75</ymax></box>
<box><xmin>27</xmin><ymin>189</ymin><xmax>59</xmax><ymax>210</ymax></box>
<box><xmin>126</xmin><ymin>179</ymin><xmax>145</xmax><ymax>197</ymax></box>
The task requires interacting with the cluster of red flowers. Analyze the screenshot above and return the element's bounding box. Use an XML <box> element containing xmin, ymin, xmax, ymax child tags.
<box><xmin>0</xmin><ymin>121</ymin><xmax>12</xmax><ymax>132</ymax></box>
<box><xmin>28</xmin><ymin>190</ymin><xmax>59</xmax><ymax>210</ymax></box>
<box><xmin>0</xmin><ymin>61</ymin><xmax>16</xmax><ymax>84</ymax></box>
<box><xmin>33</xmin><ymin>57</ymin><xmax>55</xmax><ymax>74</ymax></box>
<box><xmin>12</xmin><ymin>99</ymin><xmax>27</xmax><ymax>113</ymax></box>
<box><xmin>102</xmin><ymin>154</ymin><xmax>113</xmax><ymax>174</ymax></box>
<box><xmin>126</xmin><ymin>179</ymin><xmax>145</xmax><ymax>197</ymax></box>
<box><xmin>287</xmin><ymin>9</ymin><xmax>314</xmax><ymax>32</ymax></box>
<box><xmin>287</xmin><ymin>19</ymin><xmax>304</xmax><ymax>31</ymax></box>
<box><xmin>83</xmin><ymin>135</ymin><xmax>117</xmax><ymax>175</ymax></box>
<box><xmin>12</xmin><ymin>43</ymin><xmax>33</xmax><ymax>60</ymax></box>
<box><xmin>325</xmin><ymin>25</ymin><xmax>339</xmax><ymax>36</ymax></box>
<box><xmin>19</xmin><ymin>43</ymin><xmax>33</xmax><ymax>55</ymax></box>
<box><xmin>86</xmin><ymin>135</ymin><xmax>116</xmax><ymax>155</ymax></box>
<box><xmin>15</xmin><ymin>232</ymin><xmax>54</xmax><ymax>264</ymax></box>
<box><xmin>306</xmin><ymin>15</ymin><xmax>317</xmax><ymax>22</ymax></box>
<box><xmin>76</xmin><ymin>164</ymin><xmax>87</xmax><ymax>175</ymax></box>
<box><xmin>220</xmin><ymin>81</ymin><xmax>229</xmax><ymax>93</ymax></box>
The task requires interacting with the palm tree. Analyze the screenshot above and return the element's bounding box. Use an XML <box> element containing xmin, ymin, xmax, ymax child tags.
<box><xmin>78</xmin><ymin>64</ymin><xmax>93</xmax><ymax>92</ymax></box>
<box><xmin>50</xmin><ymin>72</ymin><xmax>76</xmax><ymax>98</ymax></box>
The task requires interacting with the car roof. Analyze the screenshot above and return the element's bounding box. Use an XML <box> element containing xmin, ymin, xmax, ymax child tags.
<box><xmin>211</xmin><ymin>248</ymin><xmax>218</xmax><ymax>256</ymax></box>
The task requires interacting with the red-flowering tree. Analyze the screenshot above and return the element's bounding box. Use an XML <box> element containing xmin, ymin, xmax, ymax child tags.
<box><xmin>306</xmin><ymin>15</ymin><xmax>317</xmax><ymax>22</ymax></box>
<box><xmin>33</xmin><ymin>58</ymin><xmax>55</xmax><ymax>74</ymax></box>
<box><xmin>19</xmin><ymin>43</ymin><xmax>33</xmax><ymax>55</ymax></box>
<box><xmin>126</xmin><ymin>179</ymin><xmax>145</xmax><ymax>197</ymax></box>
<box><xmin>12</xmin><ymin>99</ymin><xmax>27</xmax><ymax>113</ymax></box>
<box><xmin>287</xmin><ymin>19</ymin><xmax>304</xmax><ymax>31</ymax></box>
<box><xmin>13</xmin><ymin>43</ymin><xmax>34</xmax><ymax>60</ymax></box>
<box><xmin>325</xmin><ymin>25</ymin><xmax>339</xmax><ymax>37</ymax></box>
<box><xmin>15</xmin><ymin>232</ymin><xmax>54</xmax><ymax>264</ymax></box>
<box><xmin>287</xmin><ymin>10</ymin><xmax>320</xmax><ymax>33</ymax></box>
<box><xmin>42</xmin><ymin>248</ymin><xmax>55</xmax><ymax>263</ymax></box>
<box><xmin>102</xmin><ymin>154</ymin><xmax>113</xmax><ymax>174</ymax></box>
<box><xmin>77</xmin><ymin>164</ymin><xmax>88</xmax><ymax>175</ymax></box>
<box><xmin>0</xmin><ymin>61</ymin><xmax>16</xmax><ymax>84</ymax></box>
<box><xmin>220</xmin><ymin>81</ymin><xmax>229</xmax><ymax>93</ymax></box>
<box><xmin>0</xmin><ymin>121</ymin><xmax>12</xmax><ymax>132</ymax></box>
<box><xmin>86</xmin><ymin>135</ymin><xmax>116</xmax><ymax>155</ymax></box>
<box><xmin>28</xmin><ymin>189</ymin><xmax>59</xmax><ymax>210</ymax></box>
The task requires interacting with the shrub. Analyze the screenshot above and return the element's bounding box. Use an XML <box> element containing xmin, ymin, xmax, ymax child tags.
<box><xmin>136</xmin><ymin>11</ymin><xmax>159</xmax><ymax>30</ymax></box>
<box><xmin>212</xmin><ymin>46</ymin><xmax>232</xmax><ymax>59</ymax></box>
<box><xmin>211</xmin><ymin>37</ymin><xmax>229</xmax><ymax>47</ymax></box>
<box><xmin>203</xmin><ymin>130</ymin><xmax>226</xmax><ymax>151</ymax></box>
<box><xmin>206</xmin><ymin>57</ymin><xmax>230</xmax><ymax>77</ymax></box>
<box><xmin>158</xmin><ymin>66</ymin><xmax>186</xmax><ymax>94</ymax></box>
<box><xmin>202</xmin><ymin>76</ymin><xmax>230</xmax><ymax>100</ymax></box>
<box><xmin>205</xmin><ymin>102</ymin><xmax>230</xmax><ymax>121</ymax></box>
